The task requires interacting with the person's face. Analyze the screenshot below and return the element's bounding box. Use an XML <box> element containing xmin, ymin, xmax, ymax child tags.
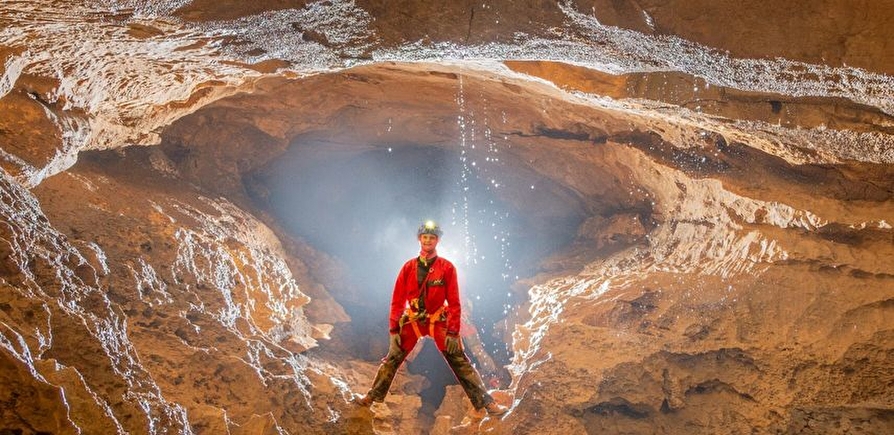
<box><xmin>419</xmin><ymin>233</ymin><xmax>439</xmax><ymax>254</ymax></box>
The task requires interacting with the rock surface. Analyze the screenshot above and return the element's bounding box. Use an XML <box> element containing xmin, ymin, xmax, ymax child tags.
<box><xmin>1</xmin><ymin>1</ymin><xmax>893</xmax><ymax>434</ymax></box>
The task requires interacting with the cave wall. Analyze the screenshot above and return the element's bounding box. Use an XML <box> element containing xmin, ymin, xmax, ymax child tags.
<box><xmin>1</xmin><ymin>1</ymin><xmax>893</xmax><ymax>434</ymax></box>
<box><xmin>1</xmin><ymin>143</ymin><xmax>365</xmax><ymax>433</ymax></box>
<box><xmin>506</xmin><ymin>141</ymin><xmax>894</xmax><ymax>434</ymax></box>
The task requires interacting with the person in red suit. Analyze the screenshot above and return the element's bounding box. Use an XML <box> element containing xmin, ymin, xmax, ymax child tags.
<box><xmin>355</xmin><ymin>220</ymin><xmax>507</xmax><ymax>415</ymax></box>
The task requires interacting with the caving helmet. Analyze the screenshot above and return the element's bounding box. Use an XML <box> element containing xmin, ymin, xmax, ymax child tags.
<box><xmin>417</xmin><ymin>220</ymin><xmax>443</xmax><ymax>237</ymax></box>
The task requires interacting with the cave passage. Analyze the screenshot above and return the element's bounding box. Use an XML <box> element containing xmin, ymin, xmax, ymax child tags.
<box><xmin>261</xmin><ymin>139</ymin><xmax>582</xmax><ymax>411</ymax></box>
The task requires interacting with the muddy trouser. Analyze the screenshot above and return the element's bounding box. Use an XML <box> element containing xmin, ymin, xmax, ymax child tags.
<box><xmin>366</xmin><ymin>336</ymin><xmax>495</xmax><ymax>409</ymax></box>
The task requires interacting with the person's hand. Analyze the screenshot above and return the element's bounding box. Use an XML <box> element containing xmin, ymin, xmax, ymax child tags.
<box><xmin>388</xmin><ymin>333</ymin><xmax>402</xmax><ymax>353</ymax></box>
<box><xmin>445</xmin><ymin>335</ymin><xmax>461</xmax><ymax>355</ymax></box>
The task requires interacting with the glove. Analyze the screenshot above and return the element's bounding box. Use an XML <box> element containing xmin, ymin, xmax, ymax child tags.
<box><xmin>388</xmin><ymin>333</ymin><xmax>402</xmax><ymax>354</ymax></box>
<box><xmin>445</xmin><ymin>335</ymin><xmax>461</xmax><ymax>355</ymax></box>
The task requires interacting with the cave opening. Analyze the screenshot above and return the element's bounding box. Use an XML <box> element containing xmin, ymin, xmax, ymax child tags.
<box><xmin>256</xmin><ymin>138</ymin><xmax>583</xmax><ymax>413</ymax></box>
<box><xmin>150</xmin><ymin>64</ymin><xmax>631</xmax><ymax>420</ymax></box>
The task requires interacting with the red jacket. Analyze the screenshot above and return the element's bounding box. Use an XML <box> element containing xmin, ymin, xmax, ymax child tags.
<box><xmin>389</xmin><ymin>256</ymin><xmax>462</xmax><ymax>336</ymax></box>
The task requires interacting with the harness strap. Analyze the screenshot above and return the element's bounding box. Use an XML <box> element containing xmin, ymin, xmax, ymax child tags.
<box><xmin>402</xmin><ymin>257</ymin><xmax>449</xmax><ymax>339</ymax></box>
<box><xmin>428</xmin><ymin>304</ymin><xmax>447</xmax><ymax>337</ymax></box>
<box><xmin>410</xmin><ymin>320</ymin><xmax>422</xmax><ymax>339</ymax></box>
<box><xmin>403</xmin><ymin>304</ymin><xmax>448</xmax><ymax>339</ymax></box>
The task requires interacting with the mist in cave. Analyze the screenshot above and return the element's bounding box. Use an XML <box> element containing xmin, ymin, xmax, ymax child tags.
<box><xmin>260</xmin><ymin>139</ymin><xmax>580</xmax><ymax>411</ymax></box>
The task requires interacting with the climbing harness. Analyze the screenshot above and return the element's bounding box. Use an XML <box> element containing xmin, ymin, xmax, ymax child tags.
<box><xmin>399</xmin><ymin>256</ymin><xmax>448</xmax><ymax>339</ymax></box>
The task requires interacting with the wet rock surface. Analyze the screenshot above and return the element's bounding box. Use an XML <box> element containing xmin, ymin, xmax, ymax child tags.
<box><xmin>2</xmin><ymin>1</ymin><xmax>893</xmax><ymax>434</ymax></box>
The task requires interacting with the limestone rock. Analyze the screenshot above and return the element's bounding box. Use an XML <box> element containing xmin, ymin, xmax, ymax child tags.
<box><xmin>1</xmin><ymin>1</ymin><xmax>892</xmax><ymax>434</ymax></box>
